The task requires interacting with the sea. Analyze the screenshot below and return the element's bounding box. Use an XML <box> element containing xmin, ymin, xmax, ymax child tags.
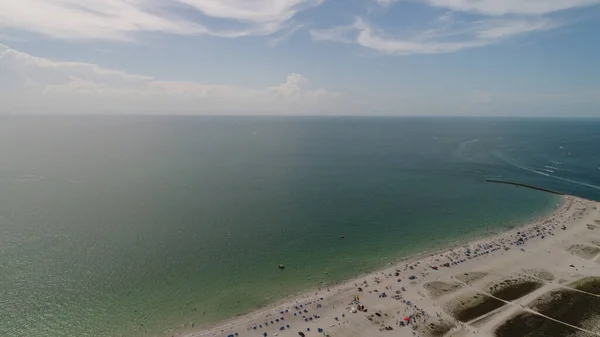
<box><xmin>0</xmin><ymin>116</ymin><xmax>598</xmax><ymax>337</ymax></box>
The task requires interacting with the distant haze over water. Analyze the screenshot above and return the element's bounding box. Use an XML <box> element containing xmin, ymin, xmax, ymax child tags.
<box><xmin>0</xmin><ymin>116</ymin><xmax>598</xmax><ymax>336</ymax></box>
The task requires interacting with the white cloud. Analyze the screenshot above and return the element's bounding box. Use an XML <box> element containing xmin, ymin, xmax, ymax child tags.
<box><xmin>269</xmin><ymin>23</ymin><xmax>308</xmax><ymax>46</ymax></box>
<box><xmin>178</xmin><ymin>0</ymin><xmax>321</xmax><ymax>24</ymax></box>
<box><xmin>311</xmin><ymin>0</ymin><xmax>600</xmax><ymax>55</ymax></box>
<box><xmin>310</xmin><ymin>25</ymin><xmax>356</xmax><ymax>43</ymax></box>
<box><xmin>0</xmin><ymin>44</ymin><xmax>152</xmax><ymax>84</ymax></box>
<box><xmin>2</xmin><ymin>43</ymin><xmax>596</xmax><ymax>116</ymax></box>
<box><xmin>269</xmin><ymin>73</ymin><xmax>308</xmax><ymax>97</ymax></box>
<box><xmin>424</xmin><ymin>0</ymin><xmax>600</xmax><ymax>16</ymax></box>
<box><xmin>0</xmin><ymin>0</ymin><xmax>323</xmax><ymax>41</ymax></box>
<box><xmin>374</xmin><ymin>0</ymin><xmax>399</xmax><ymax>7</ymax></box>
<box><xmin>474</xmin><ymin>17</ymin><xmax>559</xmax><ymax>39</ymax></box>
<box><xmin>312</xmin><ymin>16</ymin><xmax>560</xmax><ymax>55</ymax></box>
<box><xmin>0</xmin><ymin>44</ymin><xmax>338</xmax><ymax>114</ymax></box>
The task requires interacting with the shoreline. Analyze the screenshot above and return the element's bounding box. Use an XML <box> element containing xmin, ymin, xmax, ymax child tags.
<box><xmin>175</xmin><ymin>194</ymin><xmax>569</xmax><ymax>337</ymax></box>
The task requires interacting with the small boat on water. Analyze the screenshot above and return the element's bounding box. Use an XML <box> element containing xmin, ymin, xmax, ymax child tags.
<box><xmin>339</xmin><ymin>234</ymin><xmax>345</xmax><ymax>239</ymax></box>
<box><xmin>278</xmin><ymin>264</ymin><xmax>285</xmax><ymax>269</ymax></box>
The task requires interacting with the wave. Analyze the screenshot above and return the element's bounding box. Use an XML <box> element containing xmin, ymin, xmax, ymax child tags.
<box><xmin>456</xmin><ymin>139</ymin><xmax>479</xmax><ymax>153</ymax></box>
<box><xmin>454</xmin><ymin>139</ymin><xmax>481</xmax><ymax>163</ymax></box>
<box><xmin>542</xmin><ymin>173</ymin><xmax>600</xmax><ymax>191</ymax></box>
<box><xmin>493</xmin><ymin>151</ymin><xmax>600</xmax><ymax>191</ymax></box>
<box><xmin>545</xmin><ymin>166</ymin><xmax>559</xmax><ymax>170</ymax></box>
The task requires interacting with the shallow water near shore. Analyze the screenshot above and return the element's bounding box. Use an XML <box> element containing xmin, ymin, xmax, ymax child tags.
<box><xmin>0</xmin><ymin>116</ymin><xmax>598</xmax><ymax>336</ymax></box>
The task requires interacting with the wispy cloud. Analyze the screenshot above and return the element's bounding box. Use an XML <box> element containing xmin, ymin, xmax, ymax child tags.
<box><xmin>0</xmin><ymin>44</ymin><xmax>338</xmax><ymax>114</ymax></box>
<box><xmin>269</xmin><ymin>23</ymin><xmax>308</xmax><ymax>47</ymax></box>
<box><xmin>0</xmin><ymin>0</ymin><xmax>324</xmax><ymax>41</ymax></box>
<box><xmin>424</xmin><ymin>0</ymin><xmax>600</xmax><ymax>16</ymax></box>
<box><xmin>311</xmin><ymin>16</ymin><xmax>560</xmax><ymax>55</ymax></box>
<box><xmin>311</xmin><ymin>0</ymin><xmax>600</xmax><ymax>55</ymax></box>
<box><xmin>374</xmin><ymin>0</ymin><xmax>399</xmax><ymax>7</ymax></box>
<box><xmin>310</xmin><ymin>25</ymin><xmax>356</xmax><ymax>43</ymax></box>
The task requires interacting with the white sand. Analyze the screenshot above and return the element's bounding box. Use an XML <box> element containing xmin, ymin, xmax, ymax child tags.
<box><xmin>178</xmin><ymin>196</ymin><xmax>600</xmax><ymax>337</ymax></box>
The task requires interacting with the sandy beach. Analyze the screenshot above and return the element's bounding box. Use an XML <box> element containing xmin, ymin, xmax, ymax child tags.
<box><xmin>181</xmin><ymin>196</ymin><xmax>600</xmax><ymax>337</ymax></box>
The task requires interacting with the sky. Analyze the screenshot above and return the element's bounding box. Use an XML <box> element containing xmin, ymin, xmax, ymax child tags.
<box><xmin>1</xmin><ymin>0</ymin><xmax>600</xmax><ymax>116</ymax></box>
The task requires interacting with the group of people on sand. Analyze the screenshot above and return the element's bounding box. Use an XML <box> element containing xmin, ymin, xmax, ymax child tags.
<box><xmin>237</xmin><ymin>297</ymin><xmax>330</xmax><ymax>337</ymax></box>
<box><xmin>214</xmin><ymin>198</ymin><xmax>578</xmax><ymax>337</ymax></box>
<box><xmin>421</xmin><ymin>199</ymin><xmax>573</xmax><ymax>269</ymax></box>
<box><xmin>341</xmin><ymin>198</ymin><xmax>576</xmax><ymax>336</ymax></box>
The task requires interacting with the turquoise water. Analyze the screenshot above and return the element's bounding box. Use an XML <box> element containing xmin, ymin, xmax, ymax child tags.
<box><xmin>0</xmin><ymin>116</ymin><xmax>598</xmax><ymax>336</ymax></box>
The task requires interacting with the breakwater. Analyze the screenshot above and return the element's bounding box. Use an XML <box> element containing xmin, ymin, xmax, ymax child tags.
<box><xmin>486</xmin><ymin>180</ymin><xmax>565</xmax><ymax>195</ymax></box>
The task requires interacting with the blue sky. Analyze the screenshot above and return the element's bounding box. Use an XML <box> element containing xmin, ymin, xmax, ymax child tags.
<box><xmin>1</xmin><ymin>0</ymin><xmax>600</xmax><ymax>115</ymax></box>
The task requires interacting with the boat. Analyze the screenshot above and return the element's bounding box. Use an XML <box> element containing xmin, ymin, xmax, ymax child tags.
<box><xmin>278</xmin><ymin>264</ymin><xmax>285</xmax><ymax>269</ymax></box>
<box><xmin>339</xmin><ymin>234</ymin><xmax>345</xmax><ymax>239</ymax></box>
